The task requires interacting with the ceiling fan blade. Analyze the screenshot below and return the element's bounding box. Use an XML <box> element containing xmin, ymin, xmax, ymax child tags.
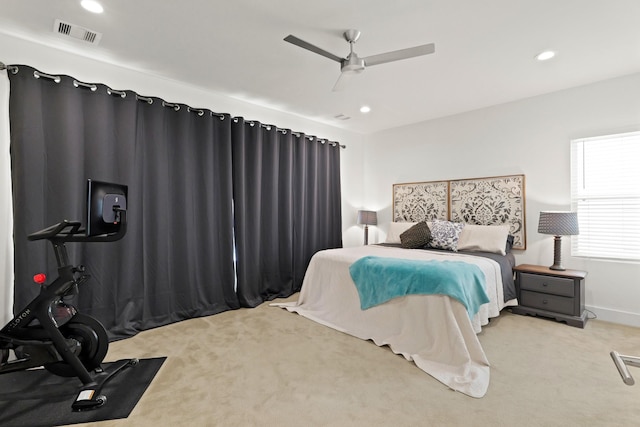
<box><xmin>363</xmin><ymin>43</ymin><xmax>435</xmax><ymax>67</ymax></box>
<box><xmin>332</xmin><ymin>72</ymin><xmax>354</xmax><ymax>92</ymax></box>
<box><xmin>284</xmin><ymin>35</ymin><xmax>344</xmax><ymax>63</ymax></box>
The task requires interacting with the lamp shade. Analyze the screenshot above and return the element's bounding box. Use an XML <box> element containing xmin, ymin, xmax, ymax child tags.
<box><xmin>357</xmin><ymin>210</ymin><xmax>377</xmax><ymax>226</ymax></box>
<box><xmin>538</xmin><ymin>211</ymin><xmax>579</xmax><ymax>236</ymax></box>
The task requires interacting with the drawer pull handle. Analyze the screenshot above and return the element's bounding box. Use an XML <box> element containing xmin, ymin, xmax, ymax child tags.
<box><xmin>542</xmin><ymin>282</ymin><xmax>548</xmax><ymax>287</ymax></box>
<box><xmin>543</xmin><ymin>299</ymin><xmax>548</xmax><ymax>304</ymax></box>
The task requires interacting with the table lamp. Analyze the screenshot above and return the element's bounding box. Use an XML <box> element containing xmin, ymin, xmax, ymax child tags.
<box><xmin>357</xmin><ymin>210</ymin><xmax>377</xmax><ymax>245</ymax></box>
<box><xmin>538</xmin><ymin>211</ymin><xmax>579</xmax><ymax>271</ymax></box>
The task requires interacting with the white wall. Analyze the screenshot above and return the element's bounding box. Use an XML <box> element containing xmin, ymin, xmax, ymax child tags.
<box><xmin>0</xmin><ymin>72</ymin><xmax>13</xmax><ymax>325</ymax></box>
<box><xmin>364</xmin><ymin>72</ymin><xmax>640</xmax><ymax>327</ymax></box>
<box><xmin>0</xmin><ymin>33</ymin><xmax>366</xmax><ymax>322</ymax></box>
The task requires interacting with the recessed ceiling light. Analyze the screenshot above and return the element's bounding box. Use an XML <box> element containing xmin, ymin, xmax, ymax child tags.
<box><xmin>535</xmin><ymin>51</ymin><xmax>555</xmax><ymax>61</ymax></box>
<box><xmin>81</xmin><ymin>0</ymin><xmax>104</xmax><ymax>14</ymax></box>
<box><xmin>360</xmin><ymin>106</ymin><xmax>371</xmax><ymax>114</ymax></box>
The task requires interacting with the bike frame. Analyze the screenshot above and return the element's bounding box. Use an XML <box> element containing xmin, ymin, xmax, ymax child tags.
<box><xmin>0</xmin><ymin>222</ymin><xmax>95</xmax><ymax>384</ymax></box>
<box><xmin>1</xmin><ymin>191</ymin><xmax>135</xmax><ymax>411</ymax></box>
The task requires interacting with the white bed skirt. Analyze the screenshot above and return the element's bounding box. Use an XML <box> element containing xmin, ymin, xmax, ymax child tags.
<box><xmin>272</xmin><ymin>245</ymin><xmax>517</xmax><ymax>398</ymax></box>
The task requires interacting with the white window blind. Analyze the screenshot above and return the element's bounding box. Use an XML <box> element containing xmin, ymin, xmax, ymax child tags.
<box><xmin>570</xmin><ymin>131</ymin><xmax>640</xmax><ymax>261</ymax></box>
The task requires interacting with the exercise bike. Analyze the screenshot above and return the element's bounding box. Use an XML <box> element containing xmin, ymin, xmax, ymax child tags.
<box><xmin>0</xmin><ymin>180</ymin><xmax>137</xmax><ymax>411</ymax></box>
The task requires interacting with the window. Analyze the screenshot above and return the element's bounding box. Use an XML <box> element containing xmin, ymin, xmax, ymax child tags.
<box><xmin>570</xmin><ymin>131</ymin><xmax>640</xmax><ymax>261</ymax></box>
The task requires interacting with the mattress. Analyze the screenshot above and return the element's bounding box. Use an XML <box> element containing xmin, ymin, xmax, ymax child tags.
<box><xmin>272</xmin><ymin>244</ymin><xmax>518</xmax><ymax>397</ymax></box>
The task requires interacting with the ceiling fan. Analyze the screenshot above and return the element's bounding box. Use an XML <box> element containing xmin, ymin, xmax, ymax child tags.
<box><xmin>284</xmin><ymin>29</ymin><xmax>435</xmax><ymax>91</ymax></box>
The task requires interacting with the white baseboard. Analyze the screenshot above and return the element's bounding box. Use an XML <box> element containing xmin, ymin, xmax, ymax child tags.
<box><xmin>586</xmin><ymin>305</ymin><xmax>640</xmax><ymax>328</ymax></box>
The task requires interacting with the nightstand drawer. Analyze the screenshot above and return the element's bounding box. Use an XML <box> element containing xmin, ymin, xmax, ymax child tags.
<box><xmin>519</xmin><ymin>273</ymin><xmax>574</xmax><ymax>297</ymax></box>
<box><xmin>520</xmin><ymin>290</ymin><xmax>575</xmax><ymax>315</ymax></box>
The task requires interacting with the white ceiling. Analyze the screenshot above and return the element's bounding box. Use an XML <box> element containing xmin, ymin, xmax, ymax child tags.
<box><xmin>1</xmin><ymin>0</ymin><xmax>639</xmax><ymax>134</ymax></box>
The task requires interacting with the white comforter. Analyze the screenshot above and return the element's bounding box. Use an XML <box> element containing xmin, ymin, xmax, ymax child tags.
<box><xmin>273</xmin><ymin>245</ymin><xmax>517</xmax><ymax>398</ymax></box>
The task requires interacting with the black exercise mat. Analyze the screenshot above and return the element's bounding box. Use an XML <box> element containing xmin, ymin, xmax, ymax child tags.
<box><xmin>0</xmin><ymin>357</ymin><xmax>165</xmax><ymax>427</ymax></box>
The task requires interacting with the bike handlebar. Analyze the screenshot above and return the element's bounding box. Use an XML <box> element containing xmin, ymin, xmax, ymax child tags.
<box><xmin>28</xmin><ymin>211</ymin><xmax>127</xmax><ymax>243</ymax></box>
<box><xmin>28</xmin><ymin>220</ymin><xmax>84</xmax><ymax>241</ymax></box>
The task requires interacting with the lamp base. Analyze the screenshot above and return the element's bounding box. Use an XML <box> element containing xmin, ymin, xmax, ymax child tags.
<box><xmin>363</xmin><ymin>225</ymin><xmax>369</xmax><ymax>245</ymax></box>
<box><xmin>549</xmin><ymin>235</ymin><xmax>565</xmax><ymax>271</ymax></box>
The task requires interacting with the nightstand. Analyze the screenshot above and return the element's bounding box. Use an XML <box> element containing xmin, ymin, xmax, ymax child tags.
<box><xmin>512</xmin><ymin>264</ymin><xmax>587</xmax><ymax>328</ymax></box>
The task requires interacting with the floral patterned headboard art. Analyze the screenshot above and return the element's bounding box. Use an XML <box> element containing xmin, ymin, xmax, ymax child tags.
<box><xmin>392</xmin><ymin>174</ymin><xmax>526</xmax><ymax>249</ymax></box>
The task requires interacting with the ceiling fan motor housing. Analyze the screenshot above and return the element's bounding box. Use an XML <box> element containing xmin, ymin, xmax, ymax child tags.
<box><xmin>341</xmin><ymin>54</ymin><xmax>365</xmax><ymax>73</ymax></box>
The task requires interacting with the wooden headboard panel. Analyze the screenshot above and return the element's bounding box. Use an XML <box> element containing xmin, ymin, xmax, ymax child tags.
<box><xmin>393</xmin><ymin>174</ymin><xmax>526</xmax><ymax>249</ymax></box>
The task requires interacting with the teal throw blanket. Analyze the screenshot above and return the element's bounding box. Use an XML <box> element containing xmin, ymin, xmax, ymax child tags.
<box><xmin>348</xmin><ymin>256</ymin><xmax>490</xmax><ymax>318</ymax></box>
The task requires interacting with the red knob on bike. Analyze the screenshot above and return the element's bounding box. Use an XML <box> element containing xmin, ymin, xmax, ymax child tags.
<box><xmin>33</xmin><ymin>273</ymin><xmax>47</xmax><ymax>284</ymax></box>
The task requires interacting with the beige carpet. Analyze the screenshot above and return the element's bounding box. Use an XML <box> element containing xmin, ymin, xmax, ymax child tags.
<box><xmin>73</xmin><ymin>295</ymin><xmax>640</xmax><ymax>427</ymax></box>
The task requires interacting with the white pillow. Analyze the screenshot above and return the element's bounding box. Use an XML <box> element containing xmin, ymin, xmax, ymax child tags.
<box><xmin>385</xmin><ymin>222</ymin><xmax>417</xmax><ymax>244</ymax></box>
<box><xmin>456</xmin><ymin>224</ymin><xmax>510</xmax><ymax>255</ymax></box>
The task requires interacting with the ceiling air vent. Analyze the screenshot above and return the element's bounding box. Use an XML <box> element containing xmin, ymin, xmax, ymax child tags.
<box><xmin>54</xmin><ymin>19</ymin><xmax>102</xmax><ymax>45</ymax></box>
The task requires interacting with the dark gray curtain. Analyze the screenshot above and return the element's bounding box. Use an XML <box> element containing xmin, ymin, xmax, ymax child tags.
<box><xmin>292</xmin><ymin>133</ymin><xmax>343</xmax><ymax>289</ymax></box>
<box><xmin>232</xmin><ymin>119</ymin><xmax>342</xmax><ymax>307</ymax></box>
<box><xmin>7</xmin><ymin>65</ymin><xmax>343</xmax><ymax>337</ymax></box>
<box><xmin>8</xmin><ymin>65</ymin><xmax>239</xmax><ymax>339</ymax></box>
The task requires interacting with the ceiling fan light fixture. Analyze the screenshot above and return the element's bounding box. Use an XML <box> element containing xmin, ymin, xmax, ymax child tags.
<box><xmin>342</xmin><ymin>67</ymin><xmax>364</xmax><ymax>74</ymax></box>
<box><xmin>535</xmin><ymin>50</ymin><xmax>556</xmax><ymax>61</ymax></box>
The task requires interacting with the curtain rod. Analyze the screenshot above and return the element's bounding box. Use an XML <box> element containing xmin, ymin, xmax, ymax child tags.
<box><xmin>2</xmin><ymin>63</ymin><xmax>346</xmax><ymax>149</ymax></box>
<box><xmin>0</xmin><ymin>62</ymin><xmax>18</xmax><ymax>74</ymax></box>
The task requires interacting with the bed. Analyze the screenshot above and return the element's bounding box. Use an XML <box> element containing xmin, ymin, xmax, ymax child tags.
<box><xmin>273</xmin><ymin>175</ymin><xmax>524</xmax><ymax>398</ymax></box>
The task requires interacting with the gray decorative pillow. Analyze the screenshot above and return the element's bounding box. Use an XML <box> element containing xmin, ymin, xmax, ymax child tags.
<box><xmin>400</xmin><ymin>221</ymin><xmax>432</xmax><ymax>249</ymax></box>
<box><xmin>429</xmin><ymin>220</ymin><xmax>465</xmax><ymax>251</ymax></box>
